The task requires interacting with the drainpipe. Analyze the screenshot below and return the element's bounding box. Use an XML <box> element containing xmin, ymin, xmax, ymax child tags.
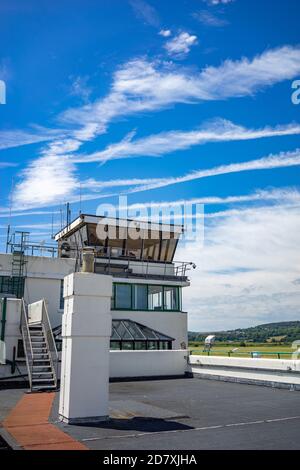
<box><xmin>0</xmin><ymin>297</ymin><xmax>7</xmax><ymax>342</ymax></box>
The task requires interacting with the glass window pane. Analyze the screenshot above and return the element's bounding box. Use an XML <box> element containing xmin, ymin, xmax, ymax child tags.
<box><xmin>123</xmin><ymin>320</ymin><xmax>145</xmax><ymax>339</ymax></box>
<box><xmin>111</xmin><ymin>325</ymin><xmax>121</xmax><ymax>339</ymax></box>
<box><xmin>122</xmin><ymin>341</ymin><xmax>134</xmax><ymax>350</ymax></box>
<box><xmin>110</xmin><ymin>341</ymin><xmax>121</xmax><ymax>350</ymax></box>
<box><xmin>134</xmin><ymin>341</ymin><xmax>147</xmax><ymax>350</ymax></box>
<box><xmin>115</xmin><ymin>321</ymin><xmax>133</xmax><ymax>339</ymax></box>
<box><xmin>164</xmin><ymin>286</ymin><xmax>179</xmax><ymax>310</ymax></box>
<box><xmin>133</xmin><ymin>284</ymin><xmax>148</xmax><ymax>310</ymax></box>
<box><xmin>138</xmin><ymin>324</ymin><xmax>158</xmax><ymax>339</ymax></box>
<box><xmin>148</xmin><ymin>341</ymin><xmax>158</xmax><ymax>350</ymax></box>
<box><xmin>148</xmin><ymin>285</ymin><xmax>163</xmax><ymax>310</ymax></box>
<box><xmin>159</xmin><ymin>341</ymin><xmax>170</xmax><ymax>350</ymax></box>
<box><xmin>115</xmin><ymin>284</ymin><xmax>132</xmax><ymax>309</ymax></box>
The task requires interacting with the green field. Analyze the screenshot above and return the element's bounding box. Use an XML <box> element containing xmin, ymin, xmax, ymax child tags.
<box><xmin>189</xmin><ymin>342</ymin><xmax>295</xmax><ymax>359</ymax></box>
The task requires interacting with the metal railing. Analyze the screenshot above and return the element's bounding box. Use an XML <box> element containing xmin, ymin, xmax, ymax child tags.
<box><xmin>8</xmin><ymin>240</ymin><xmax>57</xmax><ymax>258</ymax></box>
<box><xmin>190</xmin><ymin>349</ymin><xmax>293</xmax><ymax>359</ymax></box>
<box><xmin>20</xmin><ymin>299</ymin><xmax>33</xmax><ymax>389</ymax></box>
<box><xmin>93</xmin><ymin>252</ymin><xmax>194</xmax><ymax>281</ymax></box>
<box><xmin>41</xmin><ymin>300</ymin><xmax>59</xmax><ymax>388</ymax></box>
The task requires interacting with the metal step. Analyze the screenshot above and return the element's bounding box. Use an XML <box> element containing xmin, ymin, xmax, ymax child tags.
<box><xmin>32</xmin><ymin>372</ymin><xmax>54</xmax><ymax>377</ymax></box>
<box><xmin>32</xmin><ymin>367</ymin><xmax>52</xmax><ymax>372</ymax></box>
<box><xmin>31</xmin><ymin>384</ymin><xmax>57</xmax><ymax>391</ymax></box>
<box><xmin>32</xmin><ymin>378</ymin><xmax>56</xmax><ymax>384</ymax></box>
<box><xmin>32</xmin><ymin>357</ymin><xmax>50</xmax><ymax>362</ymax></box>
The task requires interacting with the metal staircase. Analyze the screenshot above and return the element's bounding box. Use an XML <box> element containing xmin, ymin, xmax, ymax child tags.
<box><xmin>11</xmin><ymin>231</ymin><xmax>29</xmax><ymax>298</ymax></box>
<box><xmin>20</xmin><ymin>299</ymin><xmax>58</xmax><ymax>392</ymax></box>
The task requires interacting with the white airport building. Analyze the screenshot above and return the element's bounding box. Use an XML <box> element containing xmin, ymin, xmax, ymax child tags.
<box><xmin>0</xmin><ymin>214</ymin><xmax>193</xmax><ymax>389</ymax></box>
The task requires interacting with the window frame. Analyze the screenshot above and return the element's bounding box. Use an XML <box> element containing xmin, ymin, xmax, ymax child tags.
<box><xmin>112</xmin><ymin>282</ymin><xmax>181</xmax><ymax>312</ymax></box>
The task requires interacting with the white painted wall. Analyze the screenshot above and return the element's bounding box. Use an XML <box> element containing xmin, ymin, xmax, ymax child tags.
<box><xmin>59</xmin><ymin>272</ymin><xmax>113</xmax><ymax>423</ymax></box>
<box><xmin>110</xmin><ymin>350</ymin><xmax>188</xmax><ymax>378</ymax></box>
<box><xmin>0</xmin><ymin>254</ymin><xmax>76</xmax><ymax>328</ymax></box>
<box><xmin>189</xmin><ymin>355</ymin><xmax>300</xmax><ymax>372</ymax></box>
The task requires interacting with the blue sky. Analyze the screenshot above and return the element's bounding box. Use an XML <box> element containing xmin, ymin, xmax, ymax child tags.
<box><xmin>1</xmin><ymin>0</ymin><xmax>300</xmax><ymax>330</ymax></box>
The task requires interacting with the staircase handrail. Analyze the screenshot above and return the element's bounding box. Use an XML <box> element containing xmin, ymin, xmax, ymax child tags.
<box><xmin>41</xmin><ymin>299</ymin><xmax>59</xmax><ymax>388</ymax></box>
<box><xmin>20</xmin><ymin>299</ymin><xmax>33</xmax><ymax>389</ymax></box>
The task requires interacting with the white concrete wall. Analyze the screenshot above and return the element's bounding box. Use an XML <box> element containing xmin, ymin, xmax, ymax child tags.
<box><xmin>110</xmin><ymin>350</ymin><xmax>188</xmax><ymax>378</ymax></box>
<box><xmin>0</xmin><ymin>254</ymin><xmax>76</xmax><ymax>328</ymax></box>
<box><xmin>112</xmin><ymin>310</ymin><xmax>187</xmax><ymax>350</ymax></box>
<box><xmin>59</xmin><ymin>273</ymin><xmax>113</xmax><ymax>423</ymax></box>
<box><xmin>189</xmin><ymin>355</ymin><xmax>300</xmax><ymax>372</ymax></box>
<box><xmin>189</xmin><ymin>355</ymin><xmax>300</xmax><ymax>389</ymax></box>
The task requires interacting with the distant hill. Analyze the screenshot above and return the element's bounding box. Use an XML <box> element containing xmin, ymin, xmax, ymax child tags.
<box><xmin>188</xmin><ymin>321</ymin><xmax>300</xmax><ymax>344</ymax></box>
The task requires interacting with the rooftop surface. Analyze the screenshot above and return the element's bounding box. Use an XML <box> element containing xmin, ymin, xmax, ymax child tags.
<box><xmin>1</xmin><ymin>377</ymin><xmax>300</xmax><ymax>450</ymax></box>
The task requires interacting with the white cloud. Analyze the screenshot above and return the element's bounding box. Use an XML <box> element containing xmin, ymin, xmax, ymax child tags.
<box><xmin>0</xmin><ymin>210</ymin><xmax>60</xmax><ymax>218</ymax></box>
<box><xmin>37</xmin><ymin>149</ymin><xmax>300</xmax><ymax>208</ymax></box>
<box><xmin>0</xmin><ymin>127</ymin><xmax>65</xmax><ymax>150</ymax></box>
<box><xmin>12</xmin><ymin>45</ymin><xmax>300</xmax><ymax>208</ymax></box>
<box><xmin>13</xmin><ymin>155</ymin><xmax>77</xmax><ymax>208</ymax></box>
<box><xmin>193</xmin><ymin>10</ymin><xmax>228</xmax><ymax>27</ymax></box>
<box><xmin>61</xmin><ymin>45</ymin><xmax>300</xmax><ymax>130</ymax></box>
<box><xmin>129</xmin><ymin>0</ymin><xmax>160</xmax><ymax>27</ymax></box>
<box><xmin>74</xmin><ymin>119</ymin><xmax>300</xmax><ymax>163</ymax></box>
<box><xmin>69</xmin><ymin>75</ymin><xmax>92</xmax><ymax>102</ymax></box>
<box><xmin>177</xmin><ymin>201</ymin><xmax>300</xmax><ymax>331</ymax></box>
<box><xmin>122</xmin><ymin>149</ymin><xmax>300</xmax><ymax>195</ymax></box>
<box><xmin>159</xmin><ymin>29</ymin><xmax>171</xmax><ymax>37</ymax></box>
<box><xmin>120</xmin><ymin>187</ymin><xmax>300</xmax><ymax>211</ymax></box>
<box><xmin>164</xmin><ymin>32</ymin><xmax>198</xmax><ymax>58</ymax></box>
<box><xmin>0</xmin><ymin>161</ymin><xmax>18</xmax><ymax>168</ymax></box>
<box><xmin>204</xmin><ymin>0</ymin><xmax>234</xmax><ymax>5</ymax></box>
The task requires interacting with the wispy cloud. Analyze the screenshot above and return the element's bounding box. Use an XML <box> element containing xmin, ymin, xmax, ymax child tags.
<box><xmin>69</xmin><ymin>75</ymin><xmax>92</xmax><ymax>103</ymax></box>
<box><xmin>65</xmin><ymin>150</ymin><xmax>300</xmax><ymax>205</ymax></box>
<box><xmin>61</xmin><ymin>45</ymin><xmax>300</xmax><ymax>130</ymax></box>
<box><xmin>121</xmin><ymin>149</ymin><xmax>300</xmax><ymax>195</ymax></box>
<box><xmin>129</xmin><ymin>0</ymin><xmax>160</xmax><ymax>27</ymax></box>
<box><xmin>12</xmin><ymin>45</ymin><xmax>300</xmax><ymax>208</ymax></box>
<box><xmin>164</xmin><ymin>32</ymin><xmax>198</xmax><ymax>58</ymax></box>
<box><xmin>193</xmin><ymin>10</ymin><xmax>228</xmax><ymax>27</ymax></box>
<box><xmin>119</xmin><ymin>187</ymin><xmax>300</xmax><ymax>211</ymax></box>
<box><xmin>0</xmin><ymin>161</ymin><xmax>18</xmax><ymax>168</ymax></box>
<box><xmin>0</xmin><ymin>210</ymin><xmax>60</xmax><ymax>219</ymax></box>
<box><xmin>74</xmin><ymin>119</ymin><xmax>300</xmax><ymax>163</ymax></box>
<box><xmin>0</xmin><ymin>127</ymin><xmax>66</xmax><ymax>151</ymax></box>
<box><xmin>203</xmin><ymin>0</ymin><xmax>234</xmax><ymax>5</ymax></box>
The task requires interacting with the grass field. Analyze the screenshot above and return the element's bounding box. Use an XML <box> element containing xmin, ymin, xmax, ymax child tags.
<box><xmin>188</xmin><ymin>343</ymin><xmax>296</xmax><ymax>359</ymax></box>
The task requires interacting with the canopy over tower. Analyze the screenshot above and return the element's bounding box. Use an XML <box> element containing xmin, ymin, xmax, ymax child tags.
<box><xmin>55</xmin><ymin>214</ymin><xmax>184</xmax><ymax>264</ymax></box>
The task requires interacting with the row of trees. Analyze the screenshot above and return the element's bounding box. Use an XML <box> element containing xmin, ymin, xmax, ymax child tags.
<box><xmin>188</xmin><ymin>321</ymin><xmax>300</xmax><ymax>344</ymax></box>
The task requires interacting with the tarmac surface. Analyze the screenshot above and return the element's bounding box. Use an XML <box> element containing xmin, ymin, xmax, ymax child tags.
<box><xmin>1</xmin><ymin>377</ymin><xmax>300</xmax><ymax>450</ymax></box>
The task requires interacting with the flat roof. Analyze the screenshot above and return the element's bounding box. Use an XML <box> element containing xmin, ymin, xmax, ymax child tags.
<box><xmin>1</xmin><ymin>378</ymin><xmax>300</xmax><ymax>449</ymax></box>
<box><xmin>55</xmin><ymin>213</ymin><xmax>184</xmax><ymax>241</ymax></box>
<box><xmin>55</xmin><ymin>378</ymin><xmax>300</xmax><ymax>450</ymax></box>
